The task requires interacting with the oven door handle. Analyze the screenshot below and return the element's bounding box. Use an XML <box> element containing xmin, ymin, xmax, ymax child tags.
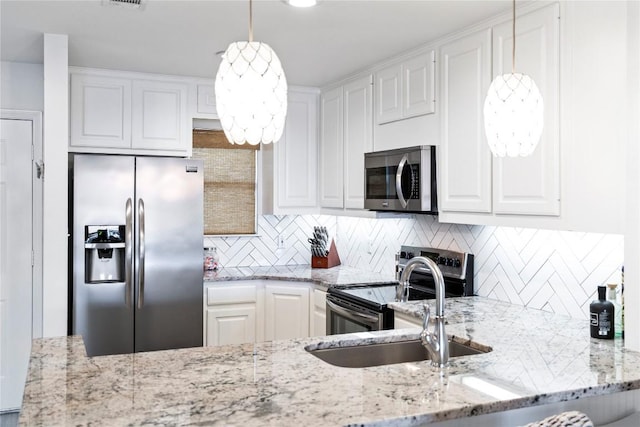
<box><xmin>395</xmin><ymin>154</ymin><xmax>409</xmax><ymax>209</ymax></box>
<box><xmin>326</xmin><ymin>298</ymin><xmax>380</xmax><ymax>324</ymax></box>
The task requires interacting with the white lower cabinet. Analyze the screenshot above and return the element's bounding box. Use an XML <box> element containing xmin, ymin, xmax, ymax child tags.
<box><xmin>393</xmin><ymin>312</ymin><xmax>421</xmax><ymax>329</ymax></box>
<box><xmin>312</xmin><ymin>289</ymin><xmax>327</xmax><ymax>336</ymax></box>
<box><xmin>204</xmin><ymin>281</ymin><xmax>325</xmax><ymax>346</ymax></box>
<box><xmin>204</xmin><ymin>282</ymin><xmax>260</xmax><ymax>346</ymax></box>
<box><xmin>264</xmin><ymin>283</ymin><xmax>310</xmax><ymax>341</ymax></box>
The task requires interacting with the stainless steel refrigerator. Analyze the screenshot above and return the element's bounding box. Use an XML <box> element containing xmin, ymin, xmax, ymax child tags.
<box><xmin>71</xmin><ymin>154</ymin><xmax>203</xmax><ymax>356</ymax></box>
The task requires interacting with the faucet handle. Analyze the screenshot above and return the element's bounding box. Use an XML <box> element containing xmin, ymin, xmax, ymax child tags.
<box><xmin>421</xmin><ymin>302</ymin><xmax>431</xmax><ymax>330</ymax></box>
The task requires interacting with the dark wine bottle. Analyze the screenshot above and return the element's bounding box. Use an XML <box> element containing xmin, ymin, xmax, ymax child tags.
<box><xmin>590</xmin><ymin>286</ymin><xmax>614</xmax><ymax>339</ymax></box>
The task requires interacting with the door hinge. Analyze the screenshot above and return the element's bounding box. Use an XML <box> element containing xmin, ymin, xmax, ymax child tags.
<box><xmin>36</xmin><ymin>161</ymin><xmax>44</xmax><ymax>180</ymax></box>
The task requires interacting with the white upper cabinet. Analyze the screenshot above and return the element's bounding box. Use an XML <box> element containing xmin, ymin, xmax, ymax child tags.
<box><xmin>439</xmin><ymin>28</ymin><xmax>493</xmax><ymax>213</ymax></box>
<box><xmin>273</xmin><ymin>88</ymin><xmax>319</xmax><ymax>211</ymax></box>
<box><xmin>131</xmin><ymin>79</ymin><xmax>188</xmax><ymax>152</ymax></box>
<box><xmin>375</xmin><ymin>50</ymin><xmax>435</xmax><ymax>125</ymax></box>
<box><xmin>375</xmin><ymin>65</ymin><xmax>402</xmax><ymax>124</ymax></box>
<box><xmin>320</xmin><ymin>74</ymin><xmax>373</xmax><ymax>211</ymax></box>
<box><xmin>439</xmin><ymin>3</ymin><xmax>560</xmax><ymax>220</ymax></box>
<box><xmin>70</xmin><ymin>74</ymin><xmax>132</xmax><ymax>149</ymax></box>
<box><xmin>492</xmin><ymin>3</ymin><xmax>560</xmax><ymax>216</ymax></box>
<box><xmin>196</xmin><ymin>84</ymin><xmax>217</xmax><ymax>118</ymax></box>
<box><xmin>343</xmin><ymin>74</ymin><xmax>373</xmax><ymax>209</ymax></box>
<box><xmin>403</xmin><ymin>51</ymin><xmax>436</xmax><ymax>119</ymax></box>
<box><xmin>69</xmin><ymin>68</ymin><xmax>191</xmax><ymax>156</ymax></box>
<box><xmin>319</xmin><ymin>85</ymin><xmax>345</xmax><ymax>208</ymax></box>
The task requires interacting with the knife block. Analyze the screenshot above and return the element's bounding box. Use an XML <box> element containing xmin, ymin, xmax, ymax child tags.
<box><xmin>311</xmin><ymin>239</ymin><xmax>341</xmax><ymax>269</ymax></box>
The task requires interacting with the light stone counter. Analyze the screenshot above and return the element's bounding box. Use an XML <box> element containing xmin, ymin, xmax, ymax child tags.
<box><xmin>203</xmin><ymin>264</ymin><xmax>396</xmax><ymax>290</ymax></box>
<box><xmin>19</xmin><ymin>297</ymin><xmax>640</xmax><ymax>426</ymax></box>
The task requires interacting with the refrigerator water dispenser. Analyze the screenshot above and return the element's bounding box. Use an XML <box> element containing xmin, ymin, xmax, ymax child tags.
<box><xmin>84</xmin><ymin>225</ymin><xmax>126</xmax><ymax>283</ymax></box>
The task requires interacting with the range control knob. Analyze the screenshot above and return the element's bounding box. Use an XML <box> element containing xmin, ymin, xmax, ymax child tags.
<box><xmin>445</xmin><ymin>258</ymin><xmax>454</xmax><ymax>267</ymax></box>
<box><xmin>400</xmin><ymin>251</ymin><xmax>407</xmax><ymax>259</ymax></box>
<box><xmin>407</xmin><ymin>252</ymin><xmax>415</xmax><ymax>260</ymax></box>
<box><xmin>453</xmin><ymin>258</ymin><xmax>462</xmax><ymax>268</ymax></box>
<box><xmin>437</xmin><ymin>256</ymin><xmax>446</xmax><ymax>265</ymax></box>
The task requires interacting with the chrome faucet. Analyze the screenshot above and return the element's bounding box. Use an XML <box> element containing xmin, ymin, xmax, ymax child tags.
<box><xmin>398</xmin><ymin>256</ymin><xmax>449</xmax><ymax>368</ymax></box>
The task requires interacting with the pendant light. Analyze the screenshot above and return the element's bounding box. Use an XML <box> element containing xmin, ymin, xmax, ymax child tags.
<box><xmin>215</xmin><ymin>0</ymin><xmax>288</xmax><ymax>145</ymax></box>
<box><xmin>483</xmin><ymin>0</ymin><xmax>543</xmax><ymax>157</ymax></box>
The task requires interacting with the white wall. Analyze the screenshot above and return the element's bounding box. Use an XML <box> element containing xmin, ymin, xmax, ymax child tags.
<box><xmin>560</xmin><ymin>1</ymin><xmax>627</xmax><ymax>234</ymax></box>
<box><xmin>42</xmin><ymin>34</ymin><xmax>68</xmax><ymax>337</ymax></box>
<box><xmin>0</xmin><ymin>62</ymin><xmax>44</xmax><ymax>111</ymax></box>
<box><xmin>624</xmin><ymin>0</ymin><xmax>640</xmax><ymax>352</ymax></box>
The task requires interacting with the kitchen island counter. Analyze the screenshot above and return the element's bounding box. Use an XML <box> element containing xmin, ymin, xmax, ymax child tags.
<box><xmin>19</xmin><ymin>297</ymin><xmax>640</xmax><ymax>426</ymax></box>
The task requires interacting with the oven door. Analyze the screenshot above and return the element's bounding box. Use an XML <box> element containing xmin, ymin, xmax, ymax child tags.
<box><xmin>326</xmin><ymin>294</ymin><xmax>384</xmax><ymax>334</ymax></box>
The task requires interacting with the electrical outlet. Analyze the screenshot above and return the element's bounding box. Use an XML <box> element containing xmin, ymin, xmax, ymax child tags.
<box><xmin>277</xmin><ymin>234</ymin><xmax>286</xmax><ymax>249</ymax></box>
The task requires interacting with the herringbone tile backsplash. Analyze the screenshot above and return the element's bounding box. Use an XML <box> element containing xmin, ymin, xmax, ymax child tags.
<box><xmin>205</xmin><ymin>214</ymin><xmax>624</xmax><ymax>320</ymax></box>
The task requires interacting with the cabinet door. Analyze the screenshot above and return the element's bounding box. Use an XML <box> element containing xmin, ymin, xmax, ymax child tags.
<box><xmin>343</xmin><ymin>75</ymin><xmax>373</xmax><ymax>209</ymax></box>
<box><xmin>311</xmin><ymin>289</ymin><xmax>327</xmax><ymax>337</ymax></box>
<box><xmin>206</xmin><ymin>304</ymin><xmax>257</xmax><ymax>346</ymax></box>
<box><xmin>375</xmin><ymin>63</ymin><xmax>403</xmax><ymax>124</ymax></box>
<box><xmin>275</xmin><ymin>90</ymin><xmax>318</xmax><ymax>209</ymax></box>
<box><xmin>264</xmin><ymin>284</ymin><xmax>310</xmax><ymax>341</ymax></box>
<box><xmin>394</xmin><ymin>312</ymin><xmax>421</xmax><ymax>329</ymax></box>
<box><xmin>403</xmin><ymin>50</ymin><xmax>436</xmax><ymax>118</ymax></box>
<box><xmin>492</xmin><ymin>4</ymin><xmax>560</xmax><ymax>216</ymax></box>
<box><xmin>196</xmin><ymin>84</ymin><xmax>217</xmax><ymax>117</ymax></box>
<box><xmin>131</xmin><ymin>79</ymin><xmax>188</xmax><ymax>152</ymax></box>
<box><xmin>70</xmin><ymin>74</ymin><xmax>132</xmax><ymax>149</ymax></box>
<box><xmin>439</xmin><ymin>28</ymin><xmax>493</xmax><ymax>213</ymax></box>
<box><xmin>319</xmin><ymin>86</ymin><xmax>344</xmax><ymax>208</ymax></box>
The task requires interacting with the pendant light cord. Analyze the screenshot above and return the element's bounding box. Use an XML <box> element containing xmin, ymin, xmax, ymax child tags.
<box><xmin>512</xmin><ymin>0</ymin><xmax>516</xmax><ymax>73</ymax></box>
<box><xmin>249</xmin><ymin>0</ymin><xmax>254</xmax><ymax>42</ymax></box>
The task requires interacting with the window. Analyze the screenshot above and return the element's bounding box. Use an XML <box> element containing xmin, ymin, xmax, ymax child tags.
<box><xmin>192</xmin><ymin>130</ymin><xmax>258</xmax><ymax>235</ymax></box>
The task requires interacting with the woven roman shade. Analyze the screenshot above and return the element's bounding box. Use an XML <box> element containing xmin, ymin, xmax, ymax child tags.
<box><xmin>193</xmin><ymin>130</ymin><xmax>258</xmax><ymax>235</ymax></box>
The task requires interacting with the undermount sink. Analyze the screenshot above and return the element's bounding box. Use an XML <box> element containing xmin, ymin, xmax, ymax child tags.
<box><xmin>306</xmin><ymin>338</ymin><xmax>491</xmax><ymax>368</ymax></box>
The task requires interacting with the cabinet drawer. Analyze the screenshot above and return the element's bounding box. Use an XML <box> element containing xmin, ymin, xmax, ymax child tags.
<box><xmin>206</xmin><ymin>284</ymin><xmax>257</xmax><ymax>306</ymax></box>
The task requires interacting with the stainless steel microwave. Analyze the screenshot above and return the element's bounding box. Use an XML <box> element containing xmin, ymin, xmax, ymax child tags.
<box><xmin>364</xmin><ymin>145</ymin><xmax>437</xmax><ymax>213</ymax></box>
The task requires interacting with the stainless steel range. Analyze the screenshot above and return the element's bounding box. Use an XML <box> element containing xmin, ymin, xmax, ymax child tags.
<box><xmin>326</xmin><ymin>245</ymin><xmax>474</xmax><ymax>335</ymax></box>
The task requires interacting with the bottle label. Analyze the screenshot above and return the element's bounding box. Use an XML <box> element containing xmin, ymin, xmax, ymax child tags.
<box><xmin>590</xmin><ymin>313</ymin><xmax>598</xmax><ymax>327</ymax></box>
<box><xmin>599</xmin><ymin>310</ymin><xmax>612</xmax><ymax>336</ymax></box>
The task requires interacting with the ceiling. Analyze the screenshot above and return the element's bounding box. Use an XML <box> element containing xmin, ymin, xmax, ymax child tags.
<box><xmin>0</xmin><ymin>0</ymin><xmax>514</xmax><ymax>87</ymax></box>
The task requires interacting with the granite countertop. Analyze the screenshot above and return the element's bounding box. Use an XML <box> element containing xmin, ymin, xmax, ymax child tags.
<box><xmin>203</xmin><ymin>264</ymin><xmax>396</xmax><ymax>290</ymax></box>
<box><xmin>19</xmin><ymin>297</ymin><xmax>640</xmax><ymax>426</ymax></box>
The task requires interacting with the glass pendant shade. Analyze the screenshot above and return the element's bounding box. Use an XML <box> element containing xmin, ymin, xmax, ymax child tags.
<box><xmin>215</xmin><ymin>41</ymin><xmax>288</xmax><ymax>145</ymax></box>
<box><xmin>483</xmin><ymin>72</ymin><xmax>544</xmax><ymax>157</ymax></box>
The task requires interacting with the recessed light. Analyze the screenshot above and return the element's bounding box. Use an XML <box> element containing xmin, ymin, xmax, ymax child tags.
<box><xmin>286</xmin><ymin>0</ymin><xmax>318</xmax><ymax>7</ymax></box>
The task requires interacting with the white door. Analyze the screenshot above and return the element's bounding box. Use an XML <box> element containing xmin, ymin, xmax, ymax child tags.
<box><xmin>492</xmin><ymin>3</ymin><xmax>560</xmax><ymax>216</ymax></box>
<box><xmin>343</xmin><ymin>74</ymin><xmax>373</xmax><ymax>209</ymax></box>
<box><xmin>319</xmin><ymin>86</ymin><xmax>344</xmax><ymax>208</ymax></box>
<box><xmin>439</xmin><ymin>28</ymin><xmax>493</xmax><ymax>213</ymax></box>
<box><xmin>0</xmin><ymin>116</ymin><xmax>36</xmax><ymax>411</ymax></box>
<box><xmin>264</xmin><ymin>284</ymin><xmax>310</xmax><ymax>341</ymax></box>
<box><xmin>205</xmin><ymin>304</ymin><xmax>257</xmax><ymax>346</ymax></box>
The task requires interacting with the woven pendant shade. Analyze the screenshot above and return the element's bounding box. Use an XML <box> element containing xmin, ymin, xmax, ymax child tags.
<box><xmin>215</xmin><ymin>41</ymin><xmax>287</xmax><ymax>145</ymax></box>
<box><xmin>483</xmin><ymin>0</ymin><xmax>544</xmax><ymax>157</ymax></box>
<box><xmin>483</xmin><ymin>73</ymin><xmax>544</xmax><ymax>157</ymax></box>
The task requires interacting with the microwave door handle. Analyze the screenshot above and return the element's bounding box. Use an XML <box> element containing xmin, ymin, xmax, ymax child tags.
<box><xmin>396</xmin><ymin>154</ymin><xmax>409</xmax><ymax>209</ymax></box>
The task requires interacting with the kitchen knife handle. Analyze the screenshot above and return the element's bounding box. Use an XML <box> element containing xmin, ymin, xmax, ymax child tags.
<box><xmin>125</xmin><ymin>198</ymin><xmax>133</xmax><ymax>308</ymax></box>
<box><xmin>137</xmin><ymin>198</ymin><xmax>145</xmax><ymax>309</ymax></box>
<box><xmin>396</xmin><ymin>154</ymin><xmax>409</xmax><ymax>209</ymax></box>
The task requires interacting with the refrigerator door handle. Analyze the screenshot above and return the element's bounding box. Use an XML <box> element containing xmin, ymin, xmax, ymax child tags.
<box><xmin>125</xmin><ymin>198</ymin><xmax>133</xmax><ymax>308</ymax></box>
<box><xmin>137</xmin><ymin>198</ymin><xmax>146</xmax><ymax>309</ymax></box>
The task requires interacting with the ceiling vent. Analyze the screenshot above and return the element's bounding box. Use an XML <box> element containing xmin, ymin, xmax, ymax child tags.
<box><xmin>103</xmin><ymin>0</ymin><xmax>144</xmax><ymax>9</ymax></box>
